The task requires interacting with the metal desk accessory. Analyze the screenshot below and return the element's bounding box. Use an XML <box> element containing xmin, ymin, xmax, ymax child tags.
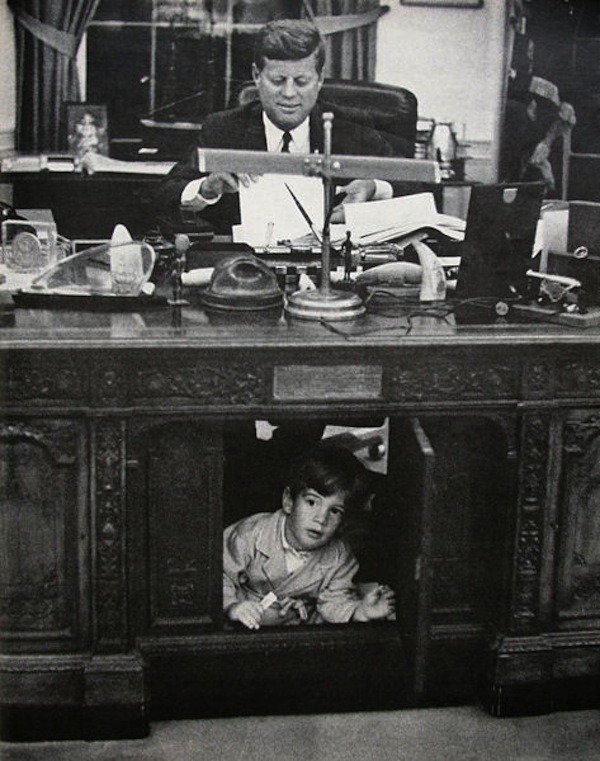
<box><xmin>197</xmin><ymin>118</ymin><xmax>439</xmax><ymax>321</ymax></box>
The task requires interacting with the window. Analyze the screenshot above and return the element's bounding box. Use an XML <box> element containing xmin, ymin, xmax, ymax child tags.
<box><xmin>86</xmin><ymin>0</ymin><xmax>301</xmax><ymax>156</ymax></box>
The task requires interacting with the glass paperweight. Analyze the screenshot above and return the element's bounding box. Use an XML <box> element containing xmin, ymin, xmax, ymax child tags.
<box><xmin>21</xmin><ymin>239</ymin><xmax>156</xmax><ymax>298</ymax></box>
<box><xmin>1</xmin><ymin>218</ymin><xmax>68</xmax><ymax>273</ymax></box>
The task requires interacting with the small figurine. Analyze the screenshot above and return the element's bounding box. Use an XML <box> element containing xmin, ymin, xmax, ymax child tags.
<box><xmin>342</xmin><ymin>230</ymin><xmax>354</xmax><ymax>281</ymax></box>
<box><xmin>168</xmin><ymin>235</ymin><xmax>191</xmax><ymax>307</ymax></box>
<box><xmin>169</xmin><ymin>246</ymin><xmax>189</xmax><ymax>307</ymax></box>
<box><xmin>170</xmin><ymin>257</ymin><xmax>184</xmax><ymax>304</ymax></box>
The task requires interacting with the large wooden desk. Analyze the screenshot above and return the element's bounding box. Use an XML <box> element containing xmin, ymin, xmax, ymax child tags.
<box><xmin>1</xmin><ymin>299</ymin><xmax>599</xmax><ymax>740</ymax></box>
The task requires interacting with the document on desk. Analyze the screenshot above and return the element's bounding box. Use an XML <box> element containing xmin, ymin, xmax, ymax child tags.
<box><xmin>234</xmin><ymin>174</ymin><xmax>324</xmax><ymax>248</ymax></box>
<box><xmin>339</xmin><ymin>192</ymin><xmax>466</xmax><ymax>246</ymax></box>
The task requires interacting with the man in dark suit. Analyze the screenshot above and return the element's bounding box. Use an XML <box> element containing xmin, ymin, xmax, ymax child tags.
<box><xmin>159</xmin><ymin>20</ymin><xmax>393</xmax><ymax>513</ymax></box>
<box><xmin>158</xmin><ymin>19</ymin><xmax>397</xmax><ymax>234</ymax></box>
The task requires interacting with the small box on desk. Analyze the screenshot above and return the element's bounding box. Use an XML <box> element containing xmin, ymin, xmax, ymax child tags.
<box><xmin>545</xmin><ymin>201</ymin><xmax>600</xmax><ymax>304</ymax></box>
<box><xmin>1</xmin><ymin>209</ymin><xmax>63</xmax><ymax>275</ymax></box>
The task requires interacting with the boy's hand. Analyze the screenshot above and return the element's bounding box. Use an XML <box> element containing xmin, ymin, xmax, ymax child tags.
<box><xmin>260</xmin><ymin>597</ymin><xmax>308</xmax><ymax>626</ymax></box>
<box><xmin>227</xmin><ymin>600</ymin><xmax>264</xmax><ymax>630</ymax></box>
<box><xmin>353</xmin><ymin>584</ymin><xmax>396</xmax><ymax>622</ymax></box>
<box><xmin>279</xmin><ymin>597</ymin><xmax>309</xmax><ymax>623</ymax></box>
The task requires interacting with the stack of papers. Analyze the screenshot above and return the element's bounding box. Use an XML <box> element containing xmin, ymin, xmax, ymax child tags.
<box><xmin>233</xmin><ymin>178</ymin><xmax>465</xmax><ymax>250</ymax></box>
<box><xmin>338</xmin><ymin>192</ymin><xmax>465</xmax><ymax>246</ymax></box>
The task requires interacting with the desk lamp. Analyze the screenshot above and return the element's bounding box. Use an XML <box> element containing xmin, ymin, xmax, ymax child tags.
<box><xmin>197</xmin><ymin>117</ymin><xmax>439</xmax><ymax>320</ymax></box>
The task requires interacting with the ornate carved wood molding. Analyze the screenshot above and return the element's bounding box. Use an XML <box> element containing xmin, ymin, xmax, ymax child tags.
<box><xmin>386</xmin><ymin>356</ymin><xmax>518</xmax><ymax>402</ymax></box>
<box><xmin>130</xmin><ymin>359</ymin><xmax>270</xmax><ymax>405</ymax></box>
<box><xmin>557</xmin><ymin>355</ymin><xmax>600</xmax><ymax>397</ymax></box>
<box><xmin>92</xmin><ymin>419</ymin><xmax>128</xmax><ymax>652</ymax></box>
<box><xmin>5</xmin><ymin>355</ymin><xmax>84</xmax><ymax>402</ymax></box>
<box><xmin>510</xmin><ymin>413</ymin><xmax>551</xmax><ymax>632</ymax></box>
<box><xmin>0</xmin><ymin>419</ymin><xmax>81</xmax><ymax>637</ymax></box>
<box><xmin>0</xmin><ymin>419</ymin><xmax>77</xmax><ymax>465</ymax></box>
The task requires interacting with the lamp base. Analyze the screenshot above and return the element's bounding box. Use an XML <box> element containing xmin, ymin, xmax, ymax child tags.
<box><xmin>285</xmin><ymin>288</ymin><xmax>365</xmax><ymax>321</ymax></box>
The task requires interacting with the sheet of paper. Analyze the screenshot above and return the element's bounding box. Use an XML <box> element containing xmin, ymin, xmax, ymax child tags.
<box><xmin>236</xmin><ymin>174</ymin><xmax>324</xmax><ymax>248</ymax></box>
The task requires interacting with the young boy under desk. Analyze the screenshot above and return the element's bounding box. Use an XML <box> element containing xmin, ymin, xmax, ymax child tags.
<box><xmin>223</xmin><ymin>442</ymin><xmax>395</xmax><ymax>629</ymax></box>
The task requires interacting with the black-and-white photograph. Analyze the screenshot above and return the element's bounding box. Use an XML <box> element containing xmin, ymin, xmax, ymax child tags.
<box><xmin>1</xmin><ymin>1</ymin><xmax>599</xmax><ymax>759</ymax></box>
<box><xmin>66</xmin><ymin>102</ymin><xmax>109</xmax><ymax>161</ymax></box>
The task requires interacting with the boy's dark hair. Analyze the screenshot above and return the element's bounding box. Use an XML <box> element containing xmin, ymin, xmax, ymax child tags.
<box><xmin>253</xmin><ymin>20</ymin><xmax>326</xmax><ymax>73</ymax></box>
<box><xmin>287</xmin><ymin>442</ymin><xmax>371</xmax><ymax>513</ymax></box>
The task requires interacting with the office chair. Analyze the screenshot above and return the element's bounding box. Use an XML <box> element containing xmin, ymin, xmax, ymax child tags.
<box><xmin>236</xmin><ymin>79</ymin><xmax>418</xmax><ymax>158</ymax></box>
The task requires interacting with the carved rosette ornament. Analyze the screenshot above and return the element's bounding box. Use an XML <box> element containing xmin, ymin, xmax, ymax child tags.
<box><xmin>511</xmin><ymin>413</ymin><xmax>550</xmax><ymax>632</ymax></box>
<box><xmin>93</xmin><ymin>419</ymin><xmax>127</xmax><ymax>651</ymax></box>
<box><xmin>92</xmin><ymin>358</ymin><xmax>128</xmax><ymax>405</ymax></box>
<box><xmin>522</xmin><ymin>360</ymin><xmax>554</xmax><ymax>399</ymax></box>
<box><xmin>387</xmin><ymin>357</ymin><xmax>517</xmax><ymax>401</ymax></box>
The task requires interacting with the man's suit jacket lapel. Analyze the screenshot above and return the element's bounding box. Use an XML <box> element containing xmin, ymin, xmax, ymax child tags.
<box><xmin>243</xmin><ymin>103</ymin><xmax>268</xmax><ymax>151</ymax></box>
<box><xmin>309</xmin><ymin>102</ymin><xmax>325</xmax><ymax>154</ymax></box>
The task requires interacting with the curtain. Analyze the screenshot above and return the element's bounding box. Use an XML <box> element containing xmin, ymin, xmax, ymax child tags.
<box><xmin>9</xmin><ymin>0</ymin><xmax>102</xmax><ymax>152</ymax></box>
<box><xmin>307</xmin><ymin>0</ymin><xmax>384</xmax><ymax>81</ymax></box>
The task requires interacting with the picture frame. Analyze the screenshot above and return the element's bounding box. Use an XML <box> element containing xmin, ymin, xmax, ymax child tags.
<box><xmin>400</xmin><ymin>0</ymin><xmax>482</xmax><ymax>7</ymax></box>
<box><xmin>66</xmin><ymin>102</ymin><xmax>109</xmax><ymax>158</ymax></box>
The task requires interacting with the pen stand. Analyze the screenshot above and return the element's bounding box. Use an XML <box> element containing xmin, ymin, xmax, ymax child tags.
<box><xmin>285</xmin><ymin>113</ymin><xmax>365</xmax><ymax>322</ymax></box>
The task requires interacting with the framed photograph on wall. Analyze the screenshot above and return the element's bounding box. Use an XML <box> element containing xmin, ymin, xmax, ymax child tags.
<box><xmin>401</xmin><ymin>0</ymin><xmax>482</xmax><ymax>7</ymax></box>
<box><xmin>66</xmin><ymin>103</ymin><xmax>109</xmax><ymax>159</ymax></box>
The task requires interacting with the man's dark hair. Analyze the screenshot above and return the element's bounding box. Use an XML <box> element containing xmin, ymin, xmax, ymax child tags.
<box><xmin>286</xmin><ymin>442</ymin><xmax>371</xmax><ymax>513</ymax></box>
<box><xmin>253</xmin><ymin>19</ymin><xmax>326</xmax><ymax>73</ymax></box>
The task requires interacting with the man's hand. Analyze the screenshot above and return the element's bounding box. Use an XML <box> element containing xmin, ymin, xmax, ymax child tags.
<box><xmin>227</xmin><ymin>600</ymin><xmax>264</xmax><ymax>630</ymax></box>
<box><xmin>200</xmin><ymin>172</ymin><xmax>240</xmax><ymax>199</ymax></box>
<box><xmin>329</xmin><ymin>179</ymin><xmax>376</xmax><ymax>223</ymax></box>
<box><xmin>201</xmin><ymin>172</ymin><xmax>260</xmax><ymax>200</ymax></box>
<box><xmin>353</xmin><ymin>584</ymin><xmax>396</xmax><ymax>622</ymax></box>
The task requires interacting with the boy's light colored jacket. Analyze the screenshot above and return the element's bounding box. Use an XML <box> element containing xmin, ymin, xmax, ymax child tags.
<box><xmin>223</xmin><ymin>509</ymin><xmax>361</xmax><ymax>624</ymax></box>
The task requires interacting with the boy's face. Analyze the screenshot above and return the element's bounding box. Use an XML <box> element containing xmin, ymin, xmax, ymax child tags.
<box><xmin>282</xmin><ymin>486</ymin><xmax>345</xmax><ymax>551</ymax></box>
